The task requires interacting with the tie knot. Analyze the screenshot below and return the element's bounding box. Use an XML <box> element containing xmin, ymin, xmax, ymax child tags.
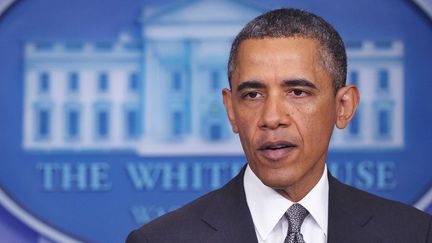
<box><xmin>285</xmin><ymin>203</ymin><xmax>309</xmax><ymax>233</ymax></box>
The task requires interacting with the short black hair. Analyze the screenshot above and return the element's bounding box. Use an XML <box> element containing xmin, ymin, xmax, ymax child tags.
<box><xmin>228</xmin><ymin>8</ymin><xmax>346</xmax><ymax>92</ymax></box>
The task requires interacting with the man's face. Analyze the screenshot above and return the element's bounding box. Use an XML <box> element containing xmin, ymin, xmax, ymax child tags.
<box><xmin>223</xmin><ymin>37</ymin><xmax>354</xmax><ymax>200</ymax></box>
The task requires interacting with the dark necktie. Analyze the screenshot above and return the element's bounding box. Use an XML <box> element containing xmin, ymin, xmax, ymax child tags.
<box><xmin>284</xmin><ymin>203</ymin><xmax>309</xmax><ymax>243</ymax></box>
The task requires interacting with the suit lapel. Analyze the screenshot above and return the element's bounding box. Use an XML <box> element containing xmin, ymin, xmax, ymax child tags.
<box><xmin>201</xmin><ymin>166</ymin><xmax>258</xmax><ymax>243</ymax></box>
<box><xmin>327</xmin><ymin>173</ymin><xmax>382</xmax><ymax>243</ymax></box>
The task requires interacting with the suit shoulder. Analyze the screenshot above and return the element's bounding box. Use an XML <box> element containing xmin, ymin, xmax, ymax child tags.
<box><xmin>125</xmin><ymin>168</ymin><xmax>247</xmax><ymax>242</ymax></box>
<box><xmin>344</xmin><ymin>181</ymin><xmax>429</xmax><ymax>218</ymax></box>
<box><xmin>333</xmin><ymin>178</ymin><xmax>432</xmax><ymax>234</ymax></box>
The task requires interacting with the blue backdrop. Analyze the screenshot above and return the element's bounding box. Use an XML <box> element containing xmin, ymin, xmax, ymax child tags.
<box><xmin>0</xmin><ymin>0</ymin><xmax>431</xmax><ymax>242</ymax></box>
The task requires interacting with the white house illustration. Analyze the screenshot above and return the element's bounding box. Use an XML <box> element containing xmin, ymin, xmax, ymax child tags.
<box><xmin>22</xmin><ymin>0</ymin><xmax>404</xmax><ymax>155</ymax></box>
<box><xmin>332</xmin><ymin>41</ymin><xmax>404</xmax><ymax>149</ymax></box>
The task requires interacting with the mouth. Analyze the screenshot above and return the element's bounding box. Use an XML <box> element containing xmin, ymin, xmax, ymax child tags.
<box><xmin>257</xmin><ymin>141</ymin><xmax>297</xmax><ymax>161</ymax></box>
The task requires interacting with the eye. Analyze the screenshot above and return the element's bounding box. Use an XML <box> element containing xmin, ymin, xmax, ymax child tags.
<box><xmin>242</xmin><ymin>91</ymin><xmax>263</xmax><ymax>99</ymax></box>
<box><xmin>289</xmin><ymin>89</ymin><xmax>308</xmax><ymax>97</ymax></box>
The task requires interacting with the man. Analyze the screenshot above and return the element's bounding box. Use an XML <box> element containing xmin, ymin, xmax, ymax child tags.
<box><xmin>126</xmin><ymin>8</ymin><xmax>432</xmax><ymax>243</ymax></box>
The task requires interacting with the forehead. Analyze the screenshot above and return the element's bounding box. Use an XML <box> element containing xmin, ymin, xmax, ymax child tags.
<box><xmin>236</xmin><ymin>37</ymin><xmax>320</xmax><ymax>64</ymax></box>
<box><xmin>232</xmin><ymin>37</ymin><xmax>329</xmax><ymax>85</ymax></box>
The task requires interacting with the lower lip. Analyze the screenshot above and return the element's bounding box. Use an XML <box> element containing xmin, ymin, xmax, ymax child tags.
<box><xmin>259</xmin><ymin>147</ymin><xmax>296</xmax><ymax>161</ymax></box>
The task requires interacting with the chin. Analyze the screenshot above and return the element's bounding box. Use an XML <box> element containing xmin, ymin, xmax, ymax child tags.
<box><xmin>258</xmin><ymin>169</ymin><xmax>298</xmax><ymax>190</ymax></box>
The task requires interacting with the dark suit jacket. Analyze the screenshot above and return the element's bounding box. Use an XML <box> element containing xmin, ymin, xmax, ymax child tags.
<box><xmin>126</xmin><ymin>166</ymin><xmax>432</xmax><ymax>243</ymax></box>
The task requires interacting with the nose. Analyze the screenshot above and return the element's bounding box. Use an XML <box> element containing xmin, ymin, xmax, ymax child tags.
<box><xmin>258</xmin><ymin>94</ymin><xmax>290</xmax><ymax>130</ymax></box>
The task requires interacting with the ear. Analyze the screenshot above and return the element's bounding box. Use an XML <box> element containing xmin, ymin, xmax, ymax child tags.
<box><xmin>222</xmin><ymin>88</ymin><xmax>239</xmax><ymax>133</ymax></box>
<box><xmin>335</xmin><ymin>85</ymin><xmax>360</xmax><ymax>129</ymax></box>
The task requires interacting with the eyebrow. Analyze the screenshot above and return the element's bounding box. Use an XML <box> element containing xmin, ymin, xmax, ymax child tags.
<box><xmin>236</xmin><ymin>81</ymin><xmax>264</xmax><ymax>92</ymax></box>
<box><xmin>283</xmin><ymin>79</ymin><xmax>317</xmax><ymax>89</ymax></box>
<box><xmin>236</xmin><ymin>79</ymin><xmax>317</xmax><ymax>92</ymax></box>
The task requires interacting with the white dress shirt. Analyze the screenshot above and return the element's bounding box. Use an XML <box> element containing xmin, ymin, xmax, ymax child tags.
<box><xmin>244</xmin><ymin>164</ymin><xmax>329</xmax><ymax>243</ymax></box>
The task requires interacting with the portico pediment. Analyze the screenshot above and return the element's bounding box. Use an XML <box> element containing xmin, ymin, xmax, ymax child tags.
<box><xmin>142</xmin><ymin>0</ymin><xmax>264</xmax><ymax>24</ymax></box>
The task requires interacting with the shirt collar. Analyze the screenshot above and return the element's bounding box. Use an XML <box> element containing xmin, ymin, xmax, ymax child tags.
<box><xmin>298</xmin><ymin>164</ymin><xmax>329</xmax><ymax>236</ymax></box>
<box><xmin>243</xmin><ymin>164</ymin><xmax>329</xmax><ymax>240</ymax></box>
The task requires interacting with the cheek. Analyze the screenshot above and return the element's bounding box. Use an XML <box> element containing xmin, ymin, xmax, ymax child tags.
<box><xmin>237</xmin><ymin>114</ymin><xmax>256</xmax><ymax>140</ymax></box>
<box><xmin>234</xmin><ymin>107</ymin><xmax>260</xmax><ymax>148</ymax></box>
<box><xmin>295</xmin><ymin>99</ymin><xmax>336</xmax><ymax>147</ymax></box>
